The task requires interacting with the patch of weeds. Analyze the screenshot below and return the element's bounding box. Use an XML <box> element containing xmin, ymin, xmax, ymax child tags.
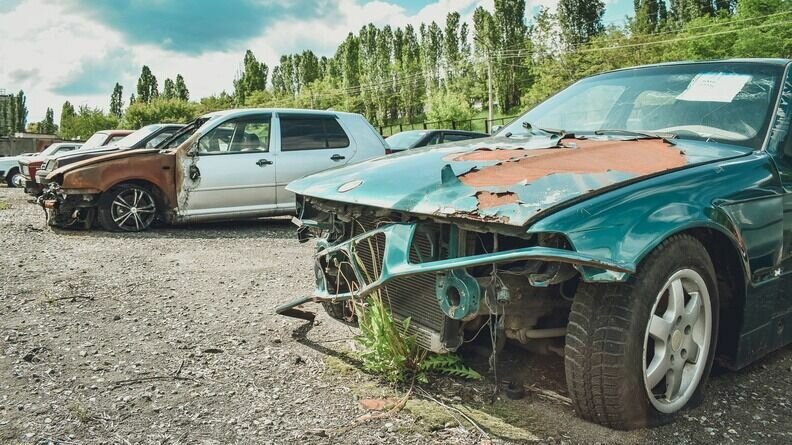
<box><xmin>0</xmin><ymin>201</ymin><xmax>9</xmax><ymax>210</ymax></box>
<box><xmin>355</xmin><ymin>293</ymin><xmax>481</xmax><ymax>384</ymax></box>
<box><xmin>68</xmin><ymin>402</ymin><xmax>92</xmax><ymax>423</ymax></box>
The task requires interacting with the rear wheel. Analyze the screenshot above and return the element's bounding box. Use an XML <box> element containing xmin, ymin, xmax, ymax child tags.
<box><xmin>5</xmin><ymin>168</ymin><xmax>21</xmax><ymax>187</ymax></box>
<box><xmin>564</xmin><ymin>235</ymin><xmax>718</xmax><ymax>429</ymax></box>
<box><xmin>97</xmin><ymin>183</ymin><xmax>158</xmax><ymax>232</ymax></box>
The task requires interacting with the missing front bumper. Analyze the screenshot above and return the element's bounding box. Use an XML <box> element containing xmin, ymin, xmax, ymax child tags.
<box><xmin>278</xmin><ymin>222</ymin><xmax>635</xmax><ymax>352</ymax></box>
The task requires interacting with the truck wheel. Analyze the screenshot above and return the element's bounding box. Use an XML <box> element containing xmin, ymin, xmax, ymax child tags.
<box><xmin>5</xmin><ymin>168</ymin><xmax>21</xmax><ymax>187</ymax></box>
<box><xmin>97</xmin><ymin>183</ymin><xmax>158</xmax><ymax>232</ymax></box>
<box><xmin>564</xmin><ymin>234</ymin><xmax>718</xmax><ymax>429</ymax></box>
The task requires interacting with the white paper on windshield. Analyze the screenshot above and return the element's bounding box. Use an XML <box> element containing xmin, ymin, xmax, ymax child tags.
<box><xmin>676</xmin><ymin>73</ymin><xmax>752</xmax><ymax>103</ymax></box>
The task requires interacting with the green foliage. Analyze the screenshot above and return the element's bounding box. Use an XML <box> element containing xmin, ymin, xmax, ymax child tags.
<box><xmin>136</xmin><ymin>65</ymin><xmax>159</xmax><ymax>103</ymax></box>
<box><xmin>355</xmin><ymin>293</ymin><xmax>481</xmax><ymax>384</ymax></box>
<box><xmin>37</xmin><ymin>107</ymin><xmax>57</xmax><ymax>134</ymax></box>
<box><xmin>15</xmin><ymin>90</ymin><xmax>27</xmax><ymax>132</ymax></box>
<box><xmin>121</xmin><ymin>98</ymin><xmax>199</xmax><ymax>129</ymax></box>
<box><xmin>110</xmin><ymin>83</ymin><xmax>124</xmax><ymax>118</ymax></box>
<box><xmin>425</xmin><ymin>89</ymin><xmax>474</xmax><ymax>122</ymax></box>
<box><xmin>234</xmin><ymin>50</ymin><xmax>269</xmax><ymax>105</ymax></box>
<box><xmin>59</xmin><ymin>106</ymin><xmax>118</xmax><ymax>140</ymax></box>
<box><xmin>356</xmin><ymin>293</ymin><xmax>424</xmax><ymax>383</ymax></box>
<box><xmin>162</xmin><ymin>78</ymin><xmax>176</xmax><ymax>100</ymax></box>
<box><xmin>198</xmin><ymin>92</ymin><xmax>235</xmax><ymax>114</ymax></box>
<box><xmin>419</xmin><ymin>353</ymin><xmax>482</xmax><ymax>380</ymax></box>
<box><xmin>558</xmin><ymin>0</ymin><xmax>605</xmax><ymax>45</ymax></box>
<box><xmin>175</xmin><ymin>74</ymin><xmax>189</xmax><ymax>101</ymax></box>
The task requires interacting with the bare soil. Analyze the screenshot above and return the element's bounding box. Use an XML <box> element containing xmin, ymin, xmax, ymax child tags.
<box><xmin>1</xmin><ymin>186</ymin><xmax>791</xmax><ymax>444</ymax></box>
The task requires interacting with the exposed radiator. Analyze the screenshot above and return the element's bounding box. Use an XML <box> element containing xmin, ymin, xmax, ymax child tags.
<box><xmin>352</xmin><ymin>216</ymin><xmax>458</xmax><ymax>352</ymax></box>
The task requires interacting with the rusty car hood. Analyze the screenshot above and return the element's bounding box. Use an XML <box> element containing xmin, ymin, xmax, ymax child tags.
<box><xmin>47</xmin><ymin>148</ymin><xmax>163</xmax><ymax>179</ymax></box>
<box><xmin>286</xmin><ymin>135</ymin><xmax>752</xmax><ymax>227</ymax></box>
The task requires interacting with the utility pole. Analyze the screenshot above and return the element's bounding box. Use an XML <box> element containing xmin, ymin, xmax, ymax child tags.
<box><xmin>475</xmin><ymin>35</ymin><xmax>494</xmax><ymax>133</ymax></box>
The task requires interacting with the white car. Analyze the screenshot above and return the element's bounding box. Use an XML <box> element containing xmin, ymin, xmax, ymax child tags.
<box><xmin>0</xmin><ymin>143</ymin><xmax>81</xmax><ymax>187</ymax></box>
<box><xmin>40</xmin><ymin>108</ymin><xmax>390</xmax><ymax>231</ymax></box>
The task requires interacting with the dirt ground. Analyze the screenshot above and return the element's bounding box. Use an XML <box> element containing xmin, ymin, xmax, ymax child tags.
<box><xmin>1</xmin><ymin>185</ymin><xmax>792</xmax><ymax>444</ymax></box>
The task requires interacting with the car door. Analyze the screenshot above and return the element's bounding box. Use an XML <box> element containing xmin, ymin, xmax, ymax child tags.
<box><xmin>274</xmin><ymin>113</ymin><xmax>351</xmax><ymax>209</ymax></box>
<box><xmin>766</xmin><ymin>66</ymin><xmax>792</xmax><ymax>341</ymax></box>
<box><xmin>179</xmin><ymin>114</ymin><xmax>276</xmax><ymax>216</ymax></box>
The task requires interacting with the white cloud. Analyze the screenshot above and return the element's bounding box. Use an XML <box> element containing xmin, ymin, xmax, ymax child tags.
<box><xmin>0</xmin><ymin>0</ymin><xmax>565</xmax><ymax>123</ymax></box>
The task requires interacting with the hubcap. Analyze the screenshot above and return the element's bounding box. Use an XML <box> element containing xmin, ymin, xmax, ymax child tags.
<box><xmin>111</xmin><ymin>188</ymin><xmax>156</xmax><ymax>231</ymax></box>
<box><xmin>642</xmin><ymin>268</ymin><xmax>712</xmax><ymax>414</ymax></box>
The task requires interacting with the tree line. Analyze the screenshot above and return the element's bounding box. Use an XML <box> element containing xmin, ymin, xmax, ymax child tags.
<box><xmin>50</xmin><ymin>0</ymin><xmax>792</xmax><ymax>139</ymax></box>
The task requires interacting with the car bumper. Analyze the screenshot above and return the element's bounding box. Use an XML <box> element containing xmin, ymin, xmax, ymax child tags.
<box><xmin>38</xmin><ymin>184</ymin><xmax>100</xmax><ymax>228</ymax></box>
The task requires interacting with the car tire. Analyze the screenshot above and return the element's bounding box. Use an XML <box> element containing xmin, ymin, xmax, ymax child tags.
<box><xmin>5</xmin><ymin>168</ymin><xmax>20</xmax><ymax>188</ymax></box>
<box><xmin>97</xmin><ymin>183</ymin><xmax>158</xmax><ymax>232</ymax></box>
<box><xmin>564</xmin><ymin>234</ymin><xmax>719</xmax><ymax>429</ymax></box>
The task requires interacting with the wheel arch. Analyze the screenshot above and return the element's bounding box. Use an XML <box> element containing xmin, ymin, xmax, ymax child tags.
<box><xmin>104</xmin><ymin>179</ymin><xmax>171</xmax><ymax>221</ymax></box>
<box><xmin>633</xmin><ymin>224</ymin><xmax>748</xmax><ymax>368</ymax></box>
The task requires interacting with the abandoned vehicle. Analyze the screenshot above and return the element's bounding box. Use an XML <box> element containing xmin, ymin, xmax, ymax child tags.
<box><xmin>38</xmin><ymin>109</ymin><xmax>388</xmax><ymax>231</ymax></box>
<box><xmin>21</xmin><ymin>130</ymin><xmax>132</xmax><ymax>196</ymax></box>
<box><xmin>279</xmin><ymin>59</ymin><xmax>792</xmax><ymax>428</ymax></box>
<box><xmin>34</xmin><ymin>123</ymin><xmax>185</xmax><ymax>187</ymax></box>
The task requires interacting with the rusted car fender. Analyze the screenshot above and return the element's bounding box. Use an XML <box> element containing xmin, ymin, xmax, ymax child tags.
<box><xmin>51</xmin><ymin>150</ymin><xmax>178</xmax><ymax>208</ymax></box>
<box><xmin>529</xmin><ymin>152</ymin><xmax>781</xmax><ymax>285</ymax></box>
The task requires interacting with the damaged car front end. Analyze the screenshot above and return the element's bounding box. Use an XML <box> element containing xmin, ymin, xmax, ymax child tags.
<box><xmin>280</xmin><ymin>59</ymin><xmax>792</xmax><ymax>428</ymax></box>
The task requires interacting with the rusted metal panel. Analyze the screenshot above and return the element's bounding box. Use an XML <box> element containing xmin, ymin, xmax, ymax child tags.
<box><xmin>57</xmin><ymin>149</ymin><xmax>178</xmax><ymax>207</ymax></box>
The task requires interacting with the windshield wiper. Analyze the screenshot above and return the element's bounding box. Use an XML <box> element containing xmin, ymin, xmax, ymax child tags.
<box><xmin>505</xmin><ymin>122</ymin><xmax>566</xmax><ymax>138</ymax></box>
<box><xmin>594</xmin><ymin>129</ymin><xmax>676</xmax><ymax>139</ymax></box>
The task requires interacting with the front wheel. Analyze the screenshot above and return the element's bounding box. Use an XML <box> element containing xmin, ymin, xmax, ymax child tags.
<box><xmin>5</xmin><ymin>168</ymin><xmax>21</xmax><ymax>188</ymax></box>
<box><xmin>564</xmin><ymin>234</ymin><xmax>719</xmax><ymax>429</ymax></box>
<box><xmin>97</xmin><ymin>184</ymin><xmax>158</xmax><ymax>232</ymax></box>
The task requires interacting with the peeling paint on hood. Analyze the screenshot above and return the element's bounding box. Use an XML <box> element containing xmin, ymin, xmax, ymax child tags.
<box><xmin>286</xmin><ymin>135</ymin><xmax>752</xmax><ymax>227</ymax></box>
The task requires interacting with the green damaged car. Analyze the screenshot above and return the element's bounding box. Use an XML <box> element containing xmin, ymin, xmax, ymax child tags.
<box><xmin>279</xmin><ymin>59</ymin><xmax>792</xmax><ymax>428</ymax></box>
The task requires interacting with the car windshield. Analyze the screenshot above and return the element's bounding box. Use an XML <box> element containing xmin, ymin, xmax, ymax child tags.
<box><xmin>386</xmin><ymin>131</ymin><xmax>429</xmax><ymax>149</ymax></box>
<box><xmin>110</xmin><ymin>125</ymin><xmax>159</xmax><ymax>149</ymax></box>
<box><xmin>41</xmin><ymin>144</ymin><xmax>67</xmax><ymax>156</ymax></box>
<box><xmin>502</xmin><ymin>62</ymin><xmax>785</xmax><ymax>149</ymax></box>
<box><xmin>80</xmin><ymin>132</ymin><xmax>109</xmax><ymax>150</ymax></box>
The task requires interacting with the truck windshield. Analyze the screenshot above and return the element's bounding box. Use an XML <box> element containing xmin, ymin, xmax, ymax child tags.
<box><xmin>502</xmin><ymin>62</ymin><xmax>785</xmax><ymax>149</ymax></box>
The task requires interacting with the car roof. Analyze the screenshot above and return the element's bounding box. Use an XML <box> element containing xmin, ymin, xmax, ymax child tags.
<box><xmin>604</xmin><ymin>58</ymin><xmax>791</xmax><ymax>75</ymax></box>
<box><xmin>199</xmin><ymin>108</ymin><xmax>362</xmax><ymax>121</ymax></box>
<box><xmin>97</xmin><ymin>129</ymin><xmax>134</xmax><ymax>136</ymax></box>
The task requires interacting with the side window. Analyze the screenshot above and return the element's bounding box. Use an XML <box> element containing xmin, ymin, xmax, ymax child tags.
<box><xmin>198</xmin><ymin>116</ymin><xmax>271</xmax><ymax>154</ymax></box>
<box><xmin>425</xmin><ymin>133</ymin><xmax>442</xmax><ymax>146</ymax></box>
<box><xmin>443</xmin><ymin>133</ymin><xmax>474</xmax><ymax>143</ymax></box>
<box><xmin>281</xmin><ymin>116</ymin><xmax>350</xmax><ymax>151</ymax></box>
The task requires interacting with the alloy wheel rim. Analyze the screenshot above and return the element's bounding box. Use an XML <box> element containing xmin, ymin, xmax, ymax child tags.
<box><xmin>111</xmin><ymin>188</ymin><xmax>156</xmax><ymax>231</ymax></box>
<box><xmin>642</xmin><ymin>268</ymin><xmax>712</xmax><ymax>414</ymax></box>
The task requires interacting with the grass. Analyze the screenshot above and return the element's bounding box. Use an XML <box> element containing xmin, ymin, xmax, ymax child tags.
<box><xmin>354</xmin><ymin>293</ymin><xmax>481</xmax><ymax>384</ymax></box>
<box><xmin>0</xmin><ymin>201</ymin><xmax>10</xmax><ymax>210</ymax></box>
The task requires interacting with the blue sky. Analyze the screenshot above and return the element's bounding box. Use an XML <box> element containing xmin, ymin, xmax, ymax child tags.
<box><xmin>0</xmin><ymin>0</ymin><xmax>635</xmax><ymax>122</ymax></box>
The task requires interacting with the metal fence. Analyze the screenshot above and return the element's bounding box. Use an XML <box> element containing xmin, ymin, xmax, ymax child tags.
<box><xmin>378</xmin><ymin>115</ymin><xmax>518</xmax><ymax>137</ymax></box>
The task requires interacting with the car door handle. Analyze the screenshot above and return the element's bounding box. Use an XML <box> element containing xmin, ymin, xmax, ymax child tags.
<box><xmin>256</xmin><ymin>159</ymin><xmax>273</xmax><ymax>167</ymax></box>
<box><xmin>330</xmin><ymin>154</ymin><xmax>345</xmax><ymax>161</ymax></box>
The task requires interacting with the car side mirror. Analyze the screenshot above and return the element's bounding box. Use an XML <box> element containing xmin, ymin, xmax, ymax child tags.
<box><xmin>491</xmin><ymin>125</ymin><xmax>503</xmax><ymax>135</ymax></box>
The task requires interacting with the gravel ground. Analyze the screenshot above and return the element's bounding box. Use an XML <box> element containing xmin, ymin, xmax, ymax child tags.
<box><xmin>1</xmin><ymin>185</ymin><xmax>791</xmax><ymax>444</ymax></box>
